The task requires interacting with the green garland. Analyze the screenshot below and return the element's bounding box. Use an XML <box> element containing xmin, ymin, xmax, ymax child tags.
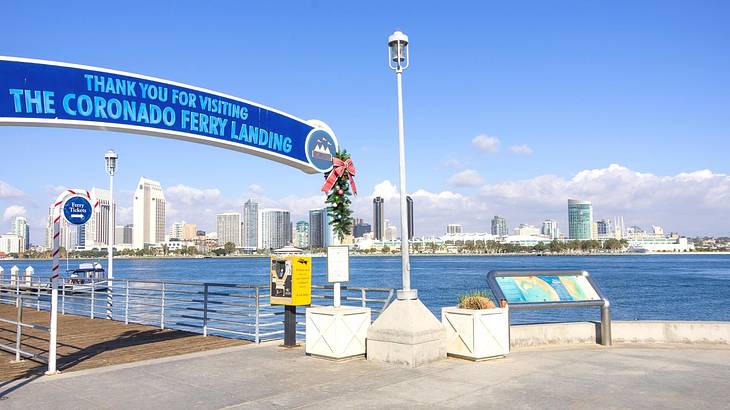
<box><xmin>324</xmin><ymin>150</ymin><xmax>354</xmax><ymax>241</ymax></box>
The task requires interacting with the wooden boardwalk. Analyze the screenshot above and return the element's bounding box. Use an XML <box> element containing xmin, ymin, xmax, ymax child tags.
<box><xmin>0</xmin><ymin>303</ymin><xmax>247</xmax><ymax>382</ymax></box>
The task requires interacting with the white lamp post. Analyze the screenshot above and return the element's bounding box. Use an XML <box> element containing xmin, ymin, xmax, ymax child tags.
<box><xmin>388</xmin><ymin>30</ymin><xmax>416</xmax><ymax>300</ymax></box>
<box><xmin>104</xmin><ymin>150</ymin><xmax>118</xmax><ymax>320</ymax></box>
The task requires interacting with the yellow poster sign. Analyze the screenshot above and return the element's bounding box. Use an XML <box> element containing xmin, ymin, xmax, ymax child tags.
<box><xmin>270</xmin><ymin>256</ymin><xmax>312</xmax><ymax>306</ymax></box>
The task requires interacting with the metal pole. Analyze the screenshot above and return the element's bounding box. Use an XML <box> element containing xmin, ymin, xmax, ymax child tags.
<box><xmin>203</xmin><ymin>284</ymin><xmax>208</xmax><ymax>337</ymax></box>
<box><xmin>333</xmin><ymin>282</ymin><xmax>341</xmax><ymax>308</ymax></box>
<box><xmin>47</xmin><ymin>287</ymin><xmax>58</xmax><ymax>374</ymax></box>
<box><xmin>15</xmin><ymin>300</ymin><xmax>22</xmax><ymax>362</ymax></box>
<box><xmin>125</xmin><ymin>280</ymin><xmax>129</xmax><ymax>324</ymax></box>
<box><xmin>254</xmin><ymin>287</ymin><xmax>260</xmax><ymax>344</ymax></box>
<box><xmin>601</xmin><ymin>301</ymin><xmax>612</xmax><ymax>346</ymax></box>
<box><xmin>61</xmin><ymin>278</ymin><xmax>65</xmax><ymax>315</ymax></box>
<box><xmin>395</xmin><ymin>70</ymin><xmax>415</xmax><ymax>300</ymax></box>
<box><xmin>91</xmin><ymin>284</ymin><xmax>95</xmax><ymax>319</ymax></box>
<box><xmin>107</xmin><ymin>171</ymin><xmax>114</xmax><ymax>320</ymax></box>
<box><xmin>160</xmin><ymin>283</ymin><xmax>165</xmax><ymax>329</ymax></box>
<box><xmin>283</xmin><ymin>305</ymin><xmax>296</xmax><ymax>347</ymax></box>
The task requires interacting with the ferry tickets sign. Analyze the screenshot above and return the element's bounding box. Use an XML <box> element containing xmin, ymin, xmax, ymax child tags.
<box><xmin>495</xmin><ymin>274</ymin><xmax>601</xmax><ymax>303</ymax></box>
<box><xmin>0</xmin><ymin>56</ymin><xmax>338</xmax><ymax>174</ymax></box>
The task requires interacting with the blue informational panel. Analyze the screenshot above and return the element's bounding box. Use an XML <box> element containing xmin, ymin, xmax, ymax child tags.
<box><xmin>0</xmin><ymin>57</ymin><xmax>337</xmax><ymax>173</ymax></box>
<box><xmin>63</xmin><ymin>196</ymin><xmax>93</xmax><ymax>225</ymax></box>
<box><xmin>495</xmin><ymin>275</ymin><xmax>601</xmax><ymax>303</ymax></box>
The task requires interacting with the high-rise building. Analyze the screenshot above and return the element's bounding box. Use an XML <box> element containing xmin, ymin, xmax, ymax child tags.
<box><xmin>181</xmin><ymin>223</ymin><xmax>198</xmax><ymax>241</ymax></box>
<box><xmin>514</xmin><ymin>224</ymin><xmax>540</xmax><ymax>236</ymax></box>
<box><xmin>295</xmin><ymin>221</ymin><xmax>309</xmax><ymax>248</ymax></box>
<box><xmin>12</xmin><ymin>216</ymin><xmax>29</xmax><ymax>251</ymax></box>
<box><xmin>242</xmin><ymin>199</ymin><xmax>259</xmax><ymax>248</ymax></box>
<box><xmin>373</xmin><ymin>197</ymin><xmax>385</xmax><ymax>241</ymax></box>
<box><xmin>541</xmin><ymin>219</ymin><xmax>559</xmax><ymax>239</ymax></box>
<box><xmin>46</xmin><ymin>206</ymin><xmax>77</xmax><ymax>250</ymax></box>
<box><xmin>169</xmin><ymin>221</ymin><xmax>185</xmax><ymax>240</ymax></box>
<box><xmin>384</xmin><ymin>219</ymin><xmax>398</xmax><ymax>241</ymax></box>
<box><xmin>217</xmin><ymin>212</ymin><xmax>242</xmax><ymax>246</ymax></box>
<box><xmin>406</xmin><ymin>196</ymin><xmax>414</xmax><ymax>240</ymax></box>
<box><xmin>568</xmin><ymin>199</ymin><xmax>593</xmax><ymax>240</ymax></box>
<box><xmin>308</xmin><ymin>209</ymin><xmax>326</xmax><ymax>248</ymax></box>
<box><xmin>83</xmin><ymin>187</ymin><xmax>115</xmax><ymax>250</ymax></box>
<box><xmin>115</xmin><ymin>224</ymin><xmax>133</xmax><ymax>245</ymax></box>
<box><xmin>259</xmin><ymin>208</ymin><xmax>291</xmax><ymax>250</ymax></box>
<box><xmin>353</xmin><ymin>221</ymin><xmax>372</xmax><ymax>238</ymax></box>
<box><xmin>596</xmin><ymin>219</ymin><xmax>612</xmax><ymax>239</ymax></box>
<box><xmin>132</xmin><ymin>177</ymin><xmax>166</xmax><ymax>249</ymax></box>
<box><xmin>0</xmin><ymin>234</ymin><xmax>22</xmax><ymax>254</ymax></box>
<box><xmin>491</xmin><ymin>216</ymin><xmax>508</xmax><ymax>236</ymax></box>
<box><xmin>446</xmin><ymin>224</ymin><xmax>463</xmax><ymax>235</ymax></box>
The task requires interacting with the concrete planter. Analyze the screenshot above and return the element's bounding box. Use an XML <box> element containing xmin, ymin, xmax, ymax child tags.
<box><xmin>442</xmin><ymin>306</ymin><xmax>509</xmax><ymax>360</ymax></box>
<box><xmin>306</xmin><ymin>306</ymin><xmax>371</xmax><ymax>360</ymax></box>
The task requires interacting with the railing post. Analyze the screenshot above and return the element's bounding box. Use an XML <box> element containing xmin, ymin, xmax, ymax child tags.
<box><xmin>125</xmin><ymin>280</ymin><xmax>129</xmax><ymax>325</ymax></box>
<box><xmin>37</xmin><ymin>281</ymin><xmax>41</xmax><ymax>311</ymax></box>
<box><xmin>61</xmin><ymin>278</ymin><xmax>66</xmax><ymax>315</ymax></box>
<box><xmin>203</xmin><ymin>284</ymin><xmax>208</xmax><ymax>337</ymax></box>
<box><xmin>91</xmin><ymin>283</ymin><xmax>95</xmax><ymax>319</ymax></box>
<box><xmin>106</xmin><ymin>276</ymin><xmax>113</xmax><ymax>320</ymax></box>
<box><xmin>12</xmin><ymin>266</ymin><xmax>19</xmax><ymax>308</ymax></box>
<box><xmin>361</xmin><ymin>288</ymin><xmax>366</xmax><ymax>307</ymax></box>
<box><xmin>160</xmin><ymin>283</ymin><xmax>165</xmax><ymax>329</ymax></box>
<box><xmin>14</xmin><ymin>299</ymin><xmax>22</xmax><ymax>362</ymax></box>
<box><xmin>254</xmin><ymin>287</ymin><xmax>260</xmax><ymax>344</ymax></box>
<box><xmin>601</xmin><ymin>300</ymin><xmax>612</xmax><ymax>346</ymax></box>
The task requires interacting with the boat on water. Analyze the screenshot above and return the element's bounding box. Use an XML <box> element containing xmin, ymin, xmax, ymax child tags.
<box><xmin>65</xmin><ymin>262</ymin><xmax>108</xmax><ymax>292</ymax></box>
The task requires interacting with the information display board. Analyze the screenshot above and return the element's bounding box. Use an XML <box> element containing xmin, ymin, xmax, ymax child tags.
<box><xmin>327</xmin><ymin>246</ymin><xmax>349</xmax><ymax>283</ymax></box>
<box><xmin>270</xmin><ymin>256</ymin><xmax>312</xmax><ymax>306</ymax></box>
<box><xmin>495</xmin><ymin>275</ymin><xmax>600</xmax><ymax>304</ymax></box>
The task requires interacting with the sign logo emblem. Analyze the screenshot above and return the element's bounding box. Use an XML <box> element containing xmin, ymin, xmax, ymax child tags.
<box><xmin>63</xmin><ymin>196</ymin><xmax>93</xmax><ymax>225</ymax></box>
<box><xmin>305</xmin><ymin>128</ymin><xmax>338</xmax><ymax>173</ymax></box>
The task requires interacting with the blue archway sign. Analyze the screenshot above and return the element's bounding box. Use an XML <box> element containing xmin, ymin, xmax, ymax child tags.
<box><xmin>0</xmin><ymin>56</ymin><xmax>338</xmax><ymax>174</ymax></box>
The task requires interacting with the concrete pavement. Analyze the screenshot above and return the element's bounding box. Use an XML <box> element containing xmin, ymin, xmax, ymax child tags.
<box><xmin>1</xmin><ymin>342</ymin><xmax>728</xmax><ymax>409</ymax></box>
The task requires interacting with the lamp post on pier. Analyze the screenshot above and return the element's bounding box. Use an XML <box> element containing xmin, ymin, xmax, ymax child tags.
<box><xmin>388</xmin><ymin>30</ymin><xmax>416</xmax><ymax>301</ymax></box>
<box><xmin>104</xmin><ymin>150</ymin><xmax>118</xmax><ymax>320</ymax></box>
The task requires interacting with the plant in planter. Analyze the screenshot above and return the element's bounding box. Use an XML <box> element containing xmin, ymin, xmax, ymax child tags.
<box><xmin>442</xmin><ymin>290</ymin><xmax>509</xmax><ymax>360</ymax></box>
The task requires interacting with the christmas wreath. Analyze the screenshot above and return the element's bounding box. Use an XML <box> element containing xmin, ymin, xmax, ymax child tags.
<box><xmin>321</xmin><ymin>150</ymin><xmax>358</xmax><ymax>241</ymax></box>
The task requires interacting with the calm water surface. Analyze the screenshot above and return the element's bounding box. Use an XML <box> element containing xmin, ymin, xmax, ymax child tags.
<box><xmin>3</xmin><ymin>254</ymin><xmax>729</xmax><ymax>323</ymax></box>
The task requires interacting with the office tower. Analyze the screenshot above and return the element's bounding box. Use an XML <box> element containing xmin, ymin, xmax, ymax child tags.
<box><xmin>242</xmin><ymin>199</ymin><xmax>259</xmax><ymax>248</ymax></box>
<box><xmin>384</xmin><ymin>219</ymin><xmax>398</xmax><ymax>241</ymax></box>
<box><xmin>181</xmin><ymin>223</ymin><xmax>198</xmax><ymax>241</ymax></box>
<box><xmin>596</xmin><ymin>219</ymin><xmax>612</xmax><ymax>239</ymax></box>
<box><xmin>115</xmin><ymin>224</ymin><xmax>133</xmax><ymax>245</ymax></box>
<box><xmin>217</xmin><ymin>212</ymin><xmax>242</xmax><ymax>246</ymax></box>
<box><xmin>0</xmin><ymin>234</ymin><xmax>22</xmax><ymax>254</ymax></box>
<box><xmin>12</xmin><ymin>216</ymin><xmax>30</xmax><ymax>251</ymax></box>
<box><xmin>308</xmin><ymin>209</ymin><xmax>326</xmax><ymax>248</ymax></box>
<box><xmin>373</xmin><ymin>197</ymin><xmax>385</xmax><ymax>241</ymax></box>
<box><xmin>541</xmin><ymin>220</ymin><xmax>559</xmax><ymax>240</ymax></box>
<box><xmin>169</xmin><ymin>221</ymin><xmax>185</xmax><ymax>240</ymax></box>
<box><xmin>260</xmin><ymin>209</ymin><xmax>291</xmax><ymax>250</ymax></box>
<box><xmin>568</xmin><ymin>199</ymin><xmax>593</xmax><ymax>240</ymax></box>
<box><xmin>353</xmin><ymin>221</ymin><xmax>372</xmax><ymax>238</ymax></box>
<box><xmin>446</xmin><ymin>224</ymin><xmax>463</xmax><ymax>235</ymax></box>
<box><xmin>83</xmin><ymin>187</ymin><xmax>115</xmax><ymax>249</ymax></box>
<box><xmin>295</xmin><ymin>221</ymin><xmax>309</xmax><ymax>248</ymax></box>
<box><xmin>514</xmin><ymin>224</ymin><xmax>540</xmax><ymax>236</ymax></box>
<box><xmin>491</xmin><ymin>216</ymin><xmax>508</xmax><ymax>236</ymax></box>
<box><xmin>132</xmin><ymin>177</ymin><xmax>166</xmax><ymax>249</ymax></box>
<box><xmin>406</xmin><ymin>195</ymin><xmax>414</xmax><ymax>240</ymax></box>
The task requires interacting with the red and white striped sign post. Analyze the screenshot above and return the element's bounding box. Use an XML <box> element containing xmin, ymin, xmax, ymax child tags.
<box><xmin>47</xmin><ymin>189</ymin><xmax>98</xmax><ymax>375</ymax></box>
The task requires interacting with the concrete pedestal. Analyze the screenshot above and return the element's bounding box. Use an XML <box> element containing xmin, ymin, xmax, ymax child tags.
<box><xmin>366</xmin><ymin>298</ymin><xmax>446</xmax><ymax>367</ymax></box>
<box><xmin>306</xmin><ymin>306</ymin><xmax>371</xmax><ymax>360</ymax></box>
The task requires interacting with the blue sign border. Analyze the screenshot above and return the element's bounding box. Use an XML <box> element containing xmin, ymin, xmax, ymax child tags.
<box><xmin>63</xmin><ymin>196</ymin><xmax>93</xmax><ymax>226</ymax></box>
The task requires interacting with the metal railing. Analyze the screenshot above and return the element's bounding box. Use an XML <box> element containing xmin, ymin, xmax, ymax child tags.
<box><xmin>0</xmin><ymin>272</ymin><xmax>394</xmax><ymax>344</ymax></box>
<box><xmin>0</xmin><ymin>295</ymin><xmax>50</xmax><ymax>362</ymax></box>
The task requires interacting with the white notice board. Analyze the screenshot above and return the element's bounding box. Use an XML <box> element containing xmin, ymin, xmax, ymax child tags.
<box><xmin>327</xmin><ymin>246</ymin><xmax>349</xmax><ymax>283</ymax></box>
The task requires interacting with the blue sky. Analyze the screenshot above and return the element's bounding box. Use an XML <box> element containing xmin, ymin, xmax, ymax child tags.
<box><xmin>1</xmin><ymin>0</ymin><xmax>729</xmax><ymax>241</ymax></box>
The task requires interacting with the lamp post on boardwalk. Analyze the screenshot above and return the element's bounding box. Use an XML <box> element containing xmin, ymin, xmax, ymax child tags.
<box><xmin>105</xmin><ymin>150</ymin><xmax>118</xmax><ymax>320</ymax></box>
<box><xmin>388</xmin><ymin>30</ymin><xmax>416</xmax><ymax>301</ymax></box>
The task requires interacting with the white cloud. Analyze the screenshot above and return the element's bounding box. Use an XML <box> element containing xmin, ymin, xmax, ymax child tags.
<box><xmin>472</xmin><ymin>134</ymin><xmax>500</xmax><ymax>153</ymax></box>
<box><xmin>370</xmin><ymin>180</ymin><xmax>400</xmax><ymax>201</ymax></box>
<box><xmin>509</xmin><ymin>144</ymin><xmax>533</xmax><ymax>155</ymax></box>
<box><xmin>0</xmin><ymin>181</ymin><xmax>23</xmax><ymax>198</ymax></box>
<box><xmin>165</xmin><ymin>184</ymin><xmax>221</xmax><ymax>206</ymax></box>
<box><xmin>248</xmin><ymin>184</ymin><xmax>264</xmax><ymax>194</ymax></box>
<box><xmin>448</xmin><ymin>169</ymin><xmax>485</xmax><ymax>187</ymax></box>
<box><xmin>3</xmin><ymin>205</ymin><xmax>26</xmax><ymax>221</ymax></box>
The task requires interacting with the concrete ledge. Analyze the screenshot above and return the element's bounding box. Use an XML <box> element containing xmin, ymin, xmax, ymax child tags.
<box><xmin>510</xmin><ymin>321</ymin><xmax>730</xmax><ymax>349</ymax></box>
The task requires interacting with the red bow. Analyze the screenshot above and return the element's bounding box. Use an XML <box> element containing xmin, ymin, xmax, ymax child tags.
<box><xmin>321</xmin><ymin>158</ymin><xmax>358</xmax><ymax>195</ymax></box>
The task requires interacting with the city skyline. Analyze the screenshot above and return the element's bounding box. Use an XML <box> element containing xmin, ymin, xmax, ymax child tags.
<box><xmin>1</xmin><ymin>2</ymin><xmax>729</xmax><ymax>241</ymax></box>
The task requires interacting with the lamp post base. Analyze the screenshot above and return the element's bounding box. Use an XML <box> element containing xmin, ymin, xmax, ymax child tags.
<box><xmin>396</xmin><ymin>289</ymin><xmax>418</xmax><ymax>300</ymax></box>
<box><xmin>366</xmin><ymin>298</ymin><xmax>446</xmax><ymax>367</ymax></box>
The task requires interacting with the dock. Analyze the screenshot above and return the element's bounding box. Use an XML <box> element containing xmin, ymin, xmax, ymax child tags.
<box><xmin>0</xmin><ymin>304</ymin><xmax>246</xmax><ymax>382</ymax></box>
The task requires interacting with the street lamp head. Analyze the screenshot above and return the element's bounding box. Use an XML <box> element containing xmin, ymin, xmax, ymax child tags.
<box><xmin>388</xmin><ymin>30</ymin><xmax>409</xmax><ymax>72</ymax></box>
<box><xmin>104</xmin><ymin>149</ymin><xmax>118</xmax><ymax>175</ymax></box>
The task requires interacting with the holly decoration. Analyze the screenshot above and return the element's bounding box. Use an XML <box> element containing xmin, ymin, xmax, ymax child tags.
<box><xmin>322</xmin><ymin>150</ymin><xmax>357</xmax><ymax>241</ymax></box>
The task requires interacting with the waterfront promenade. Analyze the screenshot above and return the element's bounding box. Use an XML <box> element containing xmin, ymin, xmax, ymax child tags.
<box><xmin>1</xmin><ymin>341</ymin><xmax>728</xmax><ymax>409</ymax></box>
